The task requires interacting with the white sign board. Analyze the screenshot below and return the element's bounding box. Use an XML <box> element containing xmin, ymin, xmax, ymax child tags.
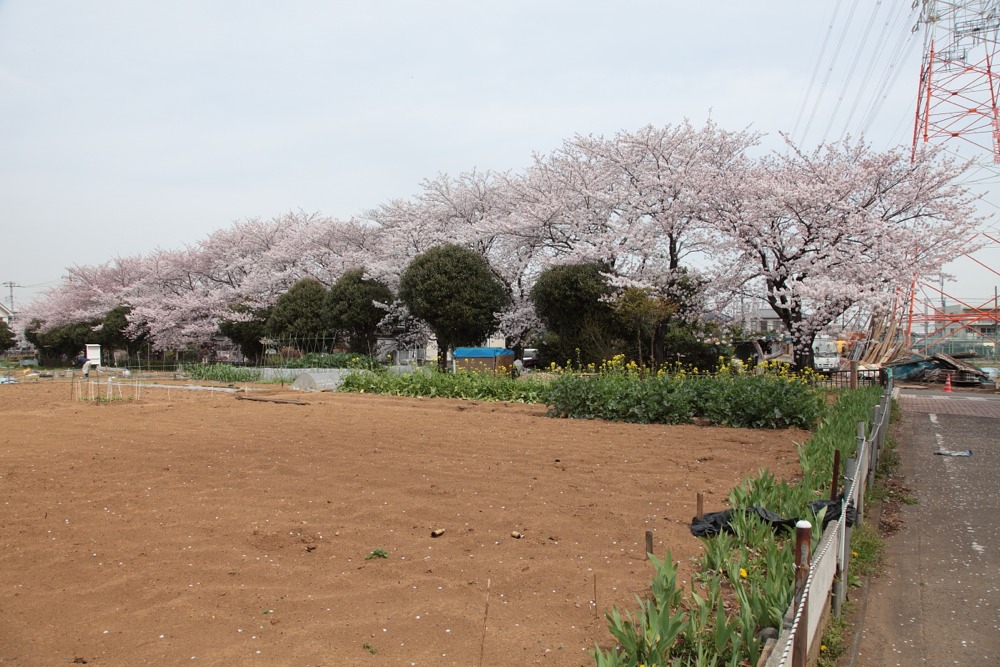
<box><xmin>85</xmin><ymin>343</ymin><xmax>101</xmax><ymax>366</ymax></box>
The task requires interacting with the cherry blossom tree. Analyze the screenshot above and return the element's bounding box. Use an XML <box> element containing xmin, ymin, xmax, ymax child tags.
<box><xmin>512</xmin><ymin>120</ymin><xmax>758</xmax><ymax>361</ymax></box>
<box><xmin>711</xmin><ymin>137</ymin><xmax>983</xmax><ymax>369</ymax></box>
<box><xmin>514</xmin><ymin>121</ymin><xmax>753</xmax><ymax>277</ymax></box>
<box><xmin>17</xmin><ymin>256</ymin><xmax>148</xmax><ymax>333</ymax></box>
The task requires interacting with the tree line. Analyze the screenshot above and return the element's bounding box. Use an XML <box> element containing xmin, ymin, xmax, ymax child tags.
<box><xmin>17</xmin><ymin>120</ymin><xmax>983</xmax><ymax>369</ymax></box>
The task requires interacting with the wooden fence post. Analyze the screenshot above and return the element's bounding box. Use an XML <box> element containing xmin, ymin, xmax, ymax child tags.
<box><xmin>846</xmin><ymin>457</ymin><xmax>860</xmax><ymax>527</ymax></box>
<box><xmin>843</xmin><ymin>456</ymin><xmax>857</xmax><ymax>608</ymax></box>
<box><xmin>831</xmin><ymin>449</ymin><xmax>845</xmax><ymax>619</ymax></box>
<box><xmin>868</xmin><ymin>405</ymin><xmax>882</xmax><ymax>487</ymax></box>
<box><xmin>830</xmin><ymin>450</ymin><xmax>841</xmax><ymax>500</ymax></box>
<box><xmin>793</xmin><ymin>520</ymin><xmax>812</xmax><ymax>667</ymax></box>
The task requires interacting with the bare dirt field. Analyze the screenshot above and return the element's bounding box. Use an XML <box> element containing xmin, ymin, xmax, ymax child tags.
<box><xmin>0</xmin><ymin>379</ymin><xmax>808</xmax><ymax>666</ymax></box>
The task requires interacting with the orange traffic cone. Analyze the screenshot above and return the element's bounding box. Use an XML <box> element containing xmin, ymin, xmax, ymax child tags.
<box><xmin>944</xmin><ymin>373</ymin><xmax>953</xmax><ymax>393</ymax></box>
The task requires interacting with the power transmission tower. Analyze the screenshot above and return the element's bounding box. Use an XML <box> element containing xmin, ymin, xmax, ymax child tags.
<box><xmin>912</xmin><ymin>0</ymin><xmax>1000</xmax><ymax>162</ymax></box>
<box><xmin>905</xmin><ymin>1</ymin><xmax>1000</xmax><ymax>362</ymax></box>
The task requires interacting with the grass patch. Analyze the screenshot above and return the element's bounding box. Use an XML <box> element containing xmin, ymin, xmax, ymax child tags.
<box><xmin>850</xmin><ymin>523</ymin><xmax>886</xmax><ymax>578</ymax></box>
<box><xmin>817</xmin><ymin>600</ymin><xmax>854</xmax><ymax>667</ymax></box>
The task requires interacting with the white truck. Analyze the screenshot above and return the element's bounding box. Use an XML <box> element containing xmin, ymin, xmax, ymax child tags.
<box><xmin>812</xmin><ymin>337</ymin><xmax>840</xmax><ymax>373</ymax></box>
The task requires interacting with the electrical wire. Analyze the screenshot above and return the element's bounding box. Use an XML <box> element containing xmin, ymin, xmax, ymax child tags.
<box><xmin>792</xmin><ymin>1</ymin><xmax>843</xmax><ymax>143</ymax></box>
<box><xmin>821</xmin><ymin>0</ymin><xmax>884</xmax><ymax>144</ymax></box>
<box><xmin>856</xmin><ymin>5</ymin><xmax>922</xmax><ymax>146</ymax></box>
<box><xmin>800</xmin><ymin>0</ymin><xmax>863</xmax><ymax>146</ymax></box>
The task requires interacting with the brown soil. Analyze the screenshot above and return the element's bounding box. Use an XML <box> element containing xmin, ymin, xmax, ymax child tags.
<box><xmin>0</xmin><ymin>380</ymin><xmax>808</xmax><ymax>666</ymax></box>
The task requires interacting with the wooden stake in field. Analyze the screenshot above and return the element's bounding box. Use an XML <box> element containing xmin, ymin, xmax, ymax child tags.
<box><xmin>479</xmin><ymin>578</ymin><xmax>491</xmax><ymax>667</ymax></box>
<box><xmin>593</xmin><ymin>573</ymin><xmax>598</xmax><ymax>620</ymax></box>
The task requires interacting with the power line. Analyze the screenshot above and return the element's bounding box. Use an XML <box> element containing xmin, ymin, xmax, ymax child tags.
<box><xmin>821</xmin><ymin>0</ymin><xmax>883</xmax><ymax>144</ymax></box>
<box><xmin>799</xmin><ymin>0</ymin><xmax>863</xmax><ymax>146</ymax></box>
<box><xmin>792</xmin><ymin>1</ymin><xmax>843</xmax><ymax>143</ymax></box>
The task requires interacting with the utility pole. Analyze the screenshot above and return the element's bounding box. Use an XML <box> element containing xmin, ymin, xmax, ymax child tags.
<box><xmin>2</xmin><ymin>281</ymin><xmax>15</xmax><ymax>313</ymax></box>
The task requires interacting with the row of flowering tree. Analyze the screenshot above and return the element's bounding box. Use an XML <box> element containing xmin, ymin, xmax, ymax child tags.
<box><xmin>19</xmin><ymin>119</ymin><xmax>983</xmax><ymax>369</ymax></box>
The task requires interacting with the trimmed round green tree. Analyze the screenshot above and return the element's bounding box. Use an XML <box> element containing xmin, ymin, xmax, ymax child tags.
<box><xmin>266</xmin><ymin>278</ymin><xmax>331</xmax><ymax>352</ymax></box>
<box><xmin>324</xmin><ymin>269</ymin><xmax>393</xmax><ymax>355</ymax></box>
<box><xmin>398</xmin><ymin>244</ymin><xmax>510</xmax><ymax>370</ymax></box>
<box><xmin>530</xmin><ymin>261</ymin><xmax>623</xmax><ymax>365</ymax></box>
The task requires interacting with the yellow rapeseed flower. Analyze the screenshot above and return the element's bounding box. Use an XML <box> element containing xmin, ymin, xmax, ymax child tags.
<box><xmin>739</xmin><ymin>567</ymin><xmax>748</xmax><ymax>578</ymax></box>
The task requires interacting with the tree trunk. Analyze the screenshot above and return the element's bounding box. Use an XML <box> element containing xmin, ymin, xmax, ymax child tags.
<box><xmin>792</xmin><ymin>334</ymin><xmax>816</xmax><ymax>372</ymax></box>
<box><xmin>652</xmin><ymin>321</ymin><xmax>666</xmax><ymax>369</ymax></box>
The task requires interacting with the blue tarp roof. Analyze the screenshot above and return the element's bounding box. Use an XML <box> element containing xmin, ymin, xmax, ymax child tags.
<box><xmin>454</xmin><ymin>347</ymin><xmax>514</xmax><ymax>358</ymax></box>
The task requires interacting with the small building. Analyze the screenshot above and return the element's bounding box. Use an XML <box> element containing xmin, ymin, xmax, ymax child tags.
<box><xmin>453</xmin><ymin>347</ymin><xmax>515</xmax><ymax>373</ymax></box>
<box><xmin>0</xmin><ymin>302</ymin><xmax>12</xmax><ymax>326</ymax></box>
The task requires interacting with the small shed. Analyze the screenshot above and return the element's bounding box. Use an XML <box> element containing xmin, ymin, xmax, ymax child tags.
<box><xmin>453</xmin><ymin>347</ymin><xmax>515</xmax><ymax>374</ymax></box>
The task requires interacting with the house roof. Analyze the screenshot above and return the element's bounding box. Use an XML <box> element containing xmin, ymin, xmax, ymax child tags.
<box><xmin>0</xmin><ymin>302</ymin><xmax>12</xmax><ymax>318</ymax></box>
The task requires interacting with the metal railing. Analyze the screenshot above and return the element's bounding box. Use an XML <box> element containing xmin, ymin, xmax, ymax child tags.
<box><xmin>765</xmin><ymin>378</ymin><xmax>892</xmax><ymax>666</ymax></box>
<box><xmin>812</xmin><ymin>368</ymin><xmax>884</xmax><ymax>389</ymax></box>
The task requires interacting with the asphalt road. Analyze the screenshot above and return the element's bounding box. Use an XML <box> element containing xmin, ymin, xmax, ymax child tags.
<box><xmin>853</xmin><ymin>388</ymin><xmax>1000</xmax><ymax>666</ymax></box>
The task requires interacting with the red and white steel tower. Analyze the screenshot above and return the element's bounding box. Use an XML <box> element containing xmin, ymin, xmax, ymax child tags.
<box><xmin>906</xmin><ymin>1</ymin><xmax>1000</xmax><ymax>358</ymax></box>
<box><xmin>912</xmin><ymin>0</ymin><xmax>1000</xmax><ymax>162</ymax></box>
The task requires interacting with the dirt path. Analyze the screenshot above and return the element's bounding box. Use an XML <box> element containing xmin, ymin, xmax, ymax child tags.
<box><xmin>0</xmin><ymin>381</ymin><xmax>807</xmax><ymax>666</ymax></box>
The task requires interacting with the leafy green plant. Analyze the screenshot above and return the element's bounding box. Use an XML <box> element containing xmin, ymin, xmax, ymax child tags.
<box><xmin>594</xmin><ymin>553</ymin><xmax>689</xmax><ymax>665</ymax></box>
<box><xmin>365</xmin><ymin>548</ymin><xmax>389</xmax><ymax>560</ymax></box>
<box><xmin>184</xmin><ymin>363</ymin><xmax>262</xmax><ymax>383</ymax></box>
<box><xmin>340</xmin><ymin>367</ymin><xmax>551</xmax><ymax>404</ymax></box>
<box><xmin>280</xmin><ymin>352</ymin><xmax>379</xmax><ymax>369</ymax></box>
<box><xmin>546</xmin><ymin>359</ymin><xmax>824</xmax><ymax>429</ymax></box>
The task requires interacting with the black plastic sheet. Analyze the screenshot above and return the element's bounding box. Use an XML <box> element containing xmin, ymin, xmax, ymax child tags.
<box><xmin>690</xmin><ymin>493</ymin><xmax>855</xmax><ymax>538</ymax></box>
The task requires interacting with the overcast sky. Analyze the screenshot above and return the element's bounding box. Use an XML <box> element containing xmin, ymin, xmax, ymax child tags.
<box><xmin>2</xmin><ymin>0</ymin><xmax>998</xmax><ymax>311</ymax></box>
